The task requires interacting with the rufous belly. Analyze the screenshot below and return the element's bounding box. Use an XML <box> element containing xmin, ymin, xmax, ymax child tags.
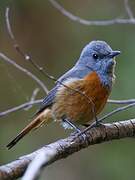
<box><xmin>52</xmin><ymin>72</ymin><xmax>110</xmax><ymax>125</ymax></box>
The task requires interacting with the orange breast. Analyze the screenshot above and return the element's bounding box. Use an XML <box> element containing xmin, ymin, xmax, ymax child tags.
<box><xmin>52</xmin><ymin>72</ymin><xmax>110</xmax><ymax>125</ymax></box>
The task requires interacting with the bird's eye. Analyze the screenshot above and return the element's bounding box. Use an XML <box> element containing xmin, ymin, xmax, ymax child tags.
<box><xmin>92</xmin><ymin>53</ymin><xmax>98</xmax><ymax>59</ymax></box>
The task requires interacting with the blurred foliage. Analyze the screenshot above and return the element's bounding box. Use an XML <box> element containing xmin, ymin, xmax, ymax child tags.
<box><xmin>0</xmin><ymin>0</ymin><xmax>135</xmax><ymax>180</ymax></box>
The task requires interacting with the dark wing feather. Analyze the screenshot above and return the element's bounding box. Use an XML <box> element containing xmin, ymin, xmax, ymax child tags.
<box><xmin>35</xmin><ymin>85</ymin><xmax>59</xmax><ymax>115</ymax></box>
<box><xmin>42</xmin><ymin>85</ymin><xmax>58</xmax><ymax>107</ymax></box>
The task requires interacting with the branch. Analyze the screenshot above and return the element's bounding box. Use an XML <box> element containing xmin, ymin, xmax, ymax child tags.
<box><xmin>22</xmin><ymin>149</ymin><xmax>56</xmax><ymax>180</ymax></box>
<box><xmin>0</xmin><ymin>119</ymin><xmax>135</xmax><ymax>180</ymax></box>
<box><xmin>0</xmin><ymin>53</ymin><xmax>48</xmax><ymax>94</ymax></box>
<box><xmin>0</xmin><ymin>99</ymin><xmax>42</xmax><ymax>118</ymax></box>
<box><xmin>5</xmin><ymin>7</ymin><xmax>49</xmax><ymax>95</ymax></box>
<box><xmin>24</xmin><ymin>88</ymin><xmax>40</xmax><ymax>111</ymax></box>
<box><xmin>124</xmin><ymin>0</ymin><xmax>134</xmax><ymax>19</ymax></box>
<box><xmin>108</xmin><ymin>99</ymin><xmax>135</xmax><ymax>104</ymax></box>
<box><xmin>80</xmin><ymin>102</ymin><xmax>135</xmax><ymax>134</ymax></box>
<box><xmin>49</xmin><ymin>0</ymin><xmax>135</xmax><ymax>26</ymax></box>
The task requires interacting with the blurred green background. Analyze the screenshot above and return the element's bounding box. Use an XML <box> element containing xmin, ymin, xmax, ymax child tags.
<box><xmin>0</xmin><ymin>0</ymin><xmax>135</xmax><ymax>179</ymax></box>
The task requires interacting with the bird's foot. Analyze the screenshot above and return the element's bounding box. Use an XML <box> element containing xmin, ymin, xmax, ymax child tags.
<box><xmin>95</xmin><ymin>120</ymin><xmax>104</xmax><ymax>127</ymax></box>
<box><xmin>62</xmin><ymin>118</ymin><xmax>88</xmax><ymax>142</ymax></box>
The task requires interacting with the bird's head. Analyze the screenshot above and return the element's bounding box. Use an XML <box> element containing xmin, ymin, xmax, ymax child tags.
<box><xmin>78</xmin><ymin>40</ymin><xmax>121</xmax><ymax>76</ymax></box>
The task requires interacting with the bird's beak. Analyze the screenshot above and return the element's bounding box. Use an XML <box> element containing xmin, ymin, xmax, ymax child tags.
<box><xmin>109</xmin><ymin>50</ymin><xmax>121</xmax><ymax>58</ymax></box>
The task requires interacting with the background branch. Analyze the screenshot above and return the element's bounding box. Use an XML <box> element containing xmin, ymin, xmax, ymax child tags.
<box><xmin>108</xmin><ymin>99</ymin><xmax>135</xmax><ymax>104</ymax></box>
<box><xmin>24</xmin><ymin>88</ymin><xmax>40</xmax><ymax>111</ymax></box>
<box><xmin>22</xmin><ymin>148</ymin><xmax>56</xmax><ymax>180</ymax></box>
<box><xmin>0</xmin><ymin>118</ymin><xmax>135</xmax><ymax>180</ymax></box>
<box><xmin>0</xmin><ymin>99</ymin><xmax>42</xmax><ymax>118</ymax></box>
<box><xmin>0</xmin><ymin>53</ymin><xmax>48</xmax><ymax>94</ymax></box>
<box><xmin>124</xmin><ymin>0</ymin><xmax>134</xmax><ymax>19</ymax></box>
<box><xmin>49</xmin><ymin>0</ymin><xmax>135</xmax><ymax>26</ymax></box>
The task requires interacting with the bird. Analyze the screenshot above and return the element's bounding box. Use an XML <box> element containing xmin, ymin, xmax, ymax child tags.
<box><xmin>7</xmin><ymin>40</ymin><xmax>121</xmax><ymax>149</ymax></box>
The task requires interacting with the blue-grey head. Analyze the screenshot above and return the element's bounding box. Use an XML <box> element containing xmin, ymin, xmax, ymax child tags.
<box><xmin>77</xmin><ymin>40</ymin><xmax>121</xmax><ymax>88</ymax></box>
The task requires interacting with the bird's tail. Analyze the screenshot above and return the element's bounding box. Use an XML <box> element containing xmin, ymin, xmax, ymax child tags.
<box><xmin>7</xmin><ymin>108</ymin><xmax>52</xmax><ymax>149</ymax></box>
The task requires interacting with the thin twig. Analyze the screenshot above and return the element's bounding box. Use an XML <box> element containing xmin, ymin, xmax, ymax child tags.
<box><xmin>124</xmin><ymin>0</ymin><xmax>134</xmax><ymax>19</ymax></box>
<box><xmin>80</xmin><ymin>102</ymin><xmax>135</xmax><ymax>135</ymax></box>
<box><xmin>24</xmin><ymin>88</ymin><xmax>40</xmax><ymax>111</ymax></box>
<box><xmin>0</xmin><ymin>99</ymin><xmax>42</xmax><ymax>118</ymax></box>
<box><xmin>99</xmin><ymin>102</ymin><xmax>135</xmax><ymax>122</ymax></box>
<box><xmin>49</xmin><ymin>0</ymin><xmax>135</xmax><ymax>26</ymax></box>
<box><xmin>5</xmin><ymin>7</ymin><xmax>15</xmax><ymax>40</ymax></box>
<box><xmin>108</xmin><ymin>99</ymin><xmax>135</xmax><ymax>104</ymax></box>
<box><xmin>0</xmin><ymin>118</ymin><xmax>135</xmax><ymax>180</ymax></box>
<box><xmin>5</xmin><ymin>7</ymin><xmax>49</xmax><ymax>95</ymax></box>
<box><xmin>0</xmin><ymin>52</ymin><xmax>48</xmax><ymax>94</ymax></box>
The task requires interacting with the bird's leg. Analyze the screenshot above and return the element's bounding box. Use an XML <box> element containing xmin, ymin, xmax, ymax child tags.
<box><xmin>91</xmin><ymin>106</ymin><xmax>101</xmax><ymax>127</ymax></box>
<box><xmin>62</xmin><ymin>118</ymin><xmax>82</xmax><ymax>133</ymax></box>
<box><xmin>77</xmin><ymin>120</ymin><xmax>105</xmax><ymax>139</ymax></box>
<box><xmin>62</xmin><ymin>117</ymin><xmax>88</xmax><ymax>143</ymax></box>
<box><xmin>95</xmin><ymin>119</ymin><xmax>104</xmax><ymax>127</ymax></box>
<box><xmin>94</xmin><ymin>115</ymin><xmax>101</xmax><ymax>126</ymax></box>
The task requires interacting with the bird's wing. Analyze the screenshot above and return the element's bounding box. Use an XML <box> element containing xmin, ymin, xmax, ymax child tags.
<box><xmin>35</xmin><ymin>85</ymin><xmax>59</xmax><ymax>115</ymax></box>
<box><xmin>36</xmin><ymin>66</ymin><xmax>92</xmax><ymax>115</ymax></box>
